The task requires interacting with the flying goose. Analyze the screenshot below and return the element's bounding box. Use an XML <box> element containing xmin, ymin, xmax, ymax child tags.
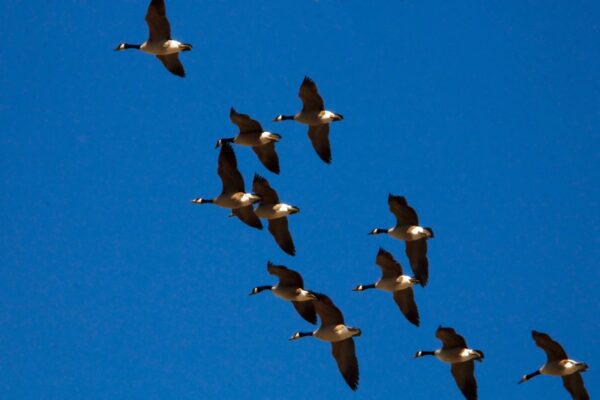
<box><xmin>216</xmin><ymin>108</ymin><xmax>281</xmax><ymax>174</ymax></box>
<box><xmin>252</xmin><ymin>174</ymin><xmax>299</xmax><ymax>256</ymax></box>
<box><xmin>191</xmin><ymin>142</ymin><xmax>262</xmax><ymax>229</ymax></box>
<box><xmin>415</xmin><ymin>326</ymin><xmax>484</xmax><ymax>400</ymax></box>
<box><xmin>250</xmin><ymin>261</ymin><xmax>317</xmax><ymax>324</ymax></box>
<box><xmin>353</xmin><ymin>248</ymin><xmax>420</xmax><ymax>326</ymax></box>
<box><xmin>519</xmin><ymin>330</ymin><xmax>589</xmax><ymax>400</ymax></box>
<box><xmin>289</xmin><ymin>293</ymin><xmax>360</xmax><ymax>391</ymax></box>
<box><xmin>273</xmin><ymin>76</ymin><xmax>343</xmax><ymax>164</ymax></box>
<box><xmin>114</xmin><ymin>0</ymin><xmax>192</xmax><ymax>77</ymax></box>
<box><xmin>369</xmin><ymin>194</ymin><xmax>433</xmax><ymax>286</ymax></box>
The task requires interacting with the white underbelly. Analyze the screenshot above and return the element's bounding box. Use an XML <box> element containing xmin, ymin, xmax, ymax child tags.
<box><xmin>140</xmin><ymin>40</ymin><xmax>182</xmax><ymax>55</ymax></box>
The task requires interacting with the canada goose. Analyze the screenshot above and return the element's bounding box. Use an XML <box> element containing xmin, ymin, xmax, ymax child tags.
<box><xmin>369</xmin><ymin>194</ymin><xmax>433</xmax><ymax>286</ymax></box>
<box><xmin>250</xmin><ymin>261</ymin><xmax>317</xmax><ymax>324</ymax></box>
<box><xmin>273</xmin><ymin>76</ymin><xmax>343</xmax><ymax>164</ymax></box>
<box><xmin>289</xmin><ymin>293</ymin><xmax>360</xmax><ymax>391</ymax></box>
<box><xmin>215</xmin><ymin>108</ymin><xmax>281</xmax><ymax>174</ymax></box>
<box><xmin>353</xmin><ymin>248</ymin><xmax>420</xmax><ymax>326</ymax></box>
<box><xmin>519</xmin><ymin>330</ymin><xmax>589</xmax><ymax>400</ymax></box>
<box><xmin>415</xmin><ymin>326</ymin><xmax>484</xmax><ymax>400</ymax></box>
<box><xmin>252</xmin><ymin>174</ymin><xmax>299</xmax><ymax>256</ymax></box>
<box><xmin>114</xmin><ymin>0</ymin><xmax>192</xmax><ymax>77</ymax></box>
<box><xmin>191</xmin><ymin>142</ymin><xmax>262</xmax><ymax>229</ymax></box>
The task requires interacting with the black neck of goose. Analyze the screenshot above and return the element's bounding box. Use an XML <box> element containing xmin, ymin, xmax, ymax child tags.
<box><xmin>521</xmin><ymin>370</ymin><xmax>541</xmax><ymax>383</ymax></box>
<box><xmin>370</xmin><ymin>228</ymin><xmax>388</xmax><ymax>235</ymax></box>
<box><xmin>121</xmin><ymin>43</ymin><xmax>141</xmax><ymax>50</ymax></box>
<box><xmin>296</xmin><ymin>331</ymin><xmax>313</xmax><ymax>338</ymax></box>
<box><xmin>278</xmin><ymin>115</ymin><xmax>295</xmax><ymax>121</ymax></box>
<box><xmin>250</xmin><ymin>285</ymin><xmax>272</xmax><ymax>295</ymax></box>
<box><xmin>415</xmin><ymin>350</ymin><xmax>436</xmax><ymax>357</ymax></box>
<box><xmin>354</xmin><ymin>283</ymin><xmax>376</xmax><ymax>291</ymax></box>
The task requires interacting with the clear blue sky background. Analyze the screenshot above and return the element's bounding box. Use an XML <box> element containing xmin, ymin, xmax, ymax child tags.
<box><xmin>1</xmin><ymin>1</ymin><xmax>598</xmax><ymax>399</ymax></box>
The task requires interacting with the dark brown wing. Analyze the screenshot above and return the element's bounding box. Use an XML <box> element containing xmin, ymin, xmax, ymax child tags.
<box><xmin>252</xmin><ymin>143</ymin><xmax>280</xmax><ymax>174</ymax></box>
<box><xmin>217</xmin><ymin>143</ymin><xmax>245</xmax><ymax>194</ymax></box>
<box><xmin>252</xmin><ymin>174</ymin><xmax>280</xmax><ymax>204</ymax></box>
<box><xmin>307</xmin><ymin>124</ymin><xmax>331</xmax><ymax>164</ymax></box>
<box><xmin>268</xmin><ymin>217</ymin><xmax>295</xmax><ymax>256</ymax></box>
<box><xmin>267</xmin><ymin>262</ymin><xmax>303</xmax><ymax>287</ymax></box>
<box><xmin>298</xmin><ymin>76</ymin><xmax>325</xmax><ymax>112</ymax></box>
<box><xmin>292</xmin><ymin>301</ymin><xmax>317</xmax><ymax>325</ymax></box>
<box><xmin>436</xmin><ymin>326</ymin><xmax>468</xmax><ymax>349</ymax></box>
<box><xmin>392</xmin><ymin>289</ymin><xmax>420</xmax><ymax>327</ymax></box>
<box><xmin>562</xmin><ymin>373</ymin><xmax>590</xmax><ymax>400</ymax></box>
<box><xmin>451</xmin><ymin>361</ymin><xmax>478</xmax><ymax>400</ymax></box>
<box><xmin>532</xmin><ymin>331</ymin><xmax>569</xmax><ymax>362</ymax></box>
<box><xmin>156</xmin><ymin>54</ymin><xmax>185</xmax><ymax>77</ymax></box>
<box><xmin>232</xmin><ymin>206</ymin><xmax>262</xmax><ymax>230</ymax></box>
<box><xmin>145</xmin><ymin>0</ymin><xmax>171</xmax><ymax>41</ymax></box>
<box><xmin>314</xmin><ymin>293</ymin><xmax>344</xmax><ymax>326</ymax></box>
<box><xmin>331</xmin><ymin>339</ymin><xmax>359</xmax><ymax>391</ymax></box>
<box><xmin>229</xmin><ymin>108</ymin><xmax>263</xmax><ymax>134</ymax></box>
<box><xmin>388</xmin><ymin>194</ymin><xmax>419</xmax><ymax>226</ymax></box>
<box><xmin>405</xmin><ymin>239</ymin><xmax>429</xmax><ymax>286</ymax></box>
<box><xmin>375</xmin><ymin>247</ymin><xmax>403</xmax><ymax>279</ymax></box>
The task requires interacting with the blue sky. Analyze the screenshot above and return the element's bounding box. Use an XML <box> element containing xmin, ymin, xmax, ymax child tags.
<box><xmin>1</xmin><ymin>1</ymin><xmax>599</xmax><ymax>398</ymax></box>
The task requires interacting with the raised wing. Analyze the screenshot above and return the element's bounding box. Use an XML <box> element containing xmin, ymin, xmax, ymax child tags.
<box><xmin>267</xmin><ymin>262</ymin><xmax>304</xmax><ymax>287</ymax></box>
<box><xmin>375</xmin><ymin>247</ymin><xmax>403</xmax><ymax>279</ymax></box>
<box><xmin>562</xmin><ymin>373</ymin><xmax>590</xmax><ymax>400</ymax></box>
<box><xmin>451</xmin><ymin>361</ymin><xmax>478</xmax><ymax>400</ymax></box>
<box><xmin>405</xmin><ymin>239</ymin><xmax>428</xmax><ymax>286</ymax></box>
<box><xmin>217</xmin><ymin>142</ymin><xmax>245</xmax><ymax>194</ymax></box>
<box><xmin>230</xmin><ymin>107</ymin><xmax>263</xmax><ymax>134</ymax></box>
<box><xmin>314</xmin><ymin>293</ymin><xmax>344</xmax><ymax>326</ymax></box>
<box><xmin>252</xmin><ymin>143</ymin><xmax>280</xmax><ymax>174</ymax></box>
<box><xmin>145</xmin><ymin>0</ymin><xmax>171</xmax><ymax>41</ymax></box>
<box><xmin>532</xmin><ymin>331</ymin><xmax>568</xmax><ymax>362</ymax></box>
<box><xmin>331</xmin><ymin>339</ymin><xmax>359</xmax><ymax>391</ymax></box>
<box><xmin>298</xmin><ymin>76</ymin><xmax>325</xmax><ymax>112</ymax></box>
<box><xmin>436</xmin><ymin>326</ymin><xmax>468</xmax><ymax>349</ymax></box>
<box><xmin>268</xmin><ymin>217</ymin><xmax>295</xmax><ymax>256</ymax></box>
<box><xmin>307</xmin><ymin>124</ymin><xmax>331</xmax><ymax>164</ymax></box>
<box><xmin>392</xmin><ymin>289</ymin><xmax>419</xmax><ymax>327</ymax></box>
<box><xmin>252</xmin><ymin>174</ymin><xmax>280</xmax><ymax>204</ymax></box>
<box><xmin>292</xmin><ymin>301</ymin><xmax>317</xmax><ymax>325</ymax></box>
<box><xmin>232</xmin><ymin>206</ymin><xmax>262</xmax><ymax>230</ymax></box>
<box><xmin>388</xmin><ymin>194</ymin><xmax>419</xmax><ymax>226</ymax></box>
<box><xmin>156</xmin><ymin>54</ymin><xmax>185</xmax><ymax>77</ymax></box>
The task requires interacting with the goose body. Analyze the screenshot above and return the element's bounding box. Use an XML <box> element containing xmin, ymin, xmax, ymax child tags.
<box><xmin>353</xmin><ymin>248</ymin><xmax>420</xmax><ymax>326</ymax></box>
<box><xmin>370</xmin><ymin>194</ymin><xmax>433</xmax><ymax>286</ymax></box>
<box><xmin>273</xmin><ymin>76</ymin><xmax>343</xmax><ymax>164</ymax></box>
<box><xmin>415</xmin><ymin>326</ymin><xmax>483</xmax><ymax>400</ymax></box>
<box><xmin>250</xmin><ymin>262</ymin><xmax>316</xmax><ymax>324</ymax></box>
<box><xmin>252</xmin><ymin>174</ymin><xmax>299</xmax><ymax>255</ymax></box>
<box><xmin>289</xmin><ymin>293</ymin><xmax>360</xmax><ymax>391</ymax></box>
<box><xmin>115</xmin><ymin>0</ymin><xmax>191</xmax><ymax>77</ymax></box>
<box><xmin>191</xmin><ymin>142</ymin><xmax>262</xmax><ymax>230</ymax></box>
<box><xmin>217</xmin><ymin>108</ymin><xmax>281</xmax><ymax>174</ymax></box>
<box><xmin>519</xmin><ymin>331</ymin><xmax>589</xmax><ymax>400</ymax></box>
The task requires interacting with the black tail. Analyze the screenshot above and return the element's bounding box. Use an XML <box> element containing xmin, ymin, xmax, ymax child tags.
<box><xmin>425</xmin><ymin>227</ymin><xmax>434</xmax><ymax>238</ymax></box>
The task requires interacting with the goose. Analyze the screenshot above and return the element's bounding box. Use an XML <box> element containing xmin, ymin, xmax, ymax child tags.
<box><xmin>250</xmin><ymin>261</ymin><xmax>317</xmax><ymax>324</ymax></box>
<box><xmin>215</xmin><ymin>108</ymin><xmax>281</xmax><ymax>174</ymax></box>
<box><xmin>252</xmin><ymin>174</ymin><xmax>299</xmax><ymax>256</ymax></box>
<box><xmin>519</xmin><ymin>330</ymin><xmax>589</xmax><ymax>400</ymax></box>
<box><xmin>114</xmin><ymin>0</ymin><xmax>192</xmax><ymax>77</ymax></box>
<box><xmin>289</xmin><ymin>293</ymin><xmax>360</xmax><ymax>391</ymax></box>
<box><xmin>415</xmin><ymin>326</ymin><xmax>484</xmax><ymax>400</ymax></box>
<box><xmin>369</xmin><ymin>194</ymin><xmax>433</xmax><ymax>286</ymax></box>
<box><xmin>273</xmin><ymin>76</ymin><xmax>343</xmax><ymax>164</ymax></box>
<box><xmin>353</xmin><ymin>247</ymin><xmax>420</xmax><ymax>326</ymax></box>
<box><xmin>191</xmin><ymin>142</ymin><xmax>262</xmax><ymax>229</ymax></box>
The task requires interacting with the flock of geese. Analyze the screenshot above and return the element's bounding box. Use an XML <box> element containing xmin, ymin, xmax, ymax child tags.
<box><xmin>114</xmin><ymin>1</ymin><xmax>591</xmax><ymax>399</ymax></box>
